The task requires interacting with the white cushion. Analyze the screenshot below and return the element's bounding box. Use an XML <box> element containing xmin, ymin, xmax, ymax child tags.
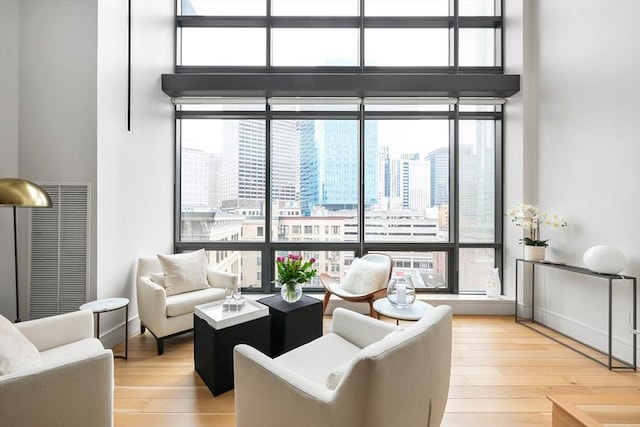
<box><xmin>157</xmin><ymin>249</ymin><xmax>210</xmax><ymax>296</ymax></box>
<box><xmin>39</xmin><ymin>337</ymin><xmax>105</xmax><ymax>367</ymax></box>
<box><xmin>340</xmin><ymin>257</ymin><xmax>389</xmax><ymax>295</ymax></box>
<box><xmin>165</xmin><ymin>287</ymin><xmax>226</xmax><ymax>317</ymax></box>
<box><xmin>0</xmin><ymin>314</ymin><xmax>42</xmax><ymax>375</ymax></box>
<box><xmin>275</xmin><ymin>333</ymin><xmax>361</xmax><ymax>388</ymax></box>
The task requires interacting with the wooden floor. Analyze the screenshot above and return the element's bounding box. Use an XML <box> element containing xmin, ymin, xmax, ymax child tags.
<box><xmin>112</xmin><ymin>315</ymin><xmax>640</xmax><ymax>427</ymax></box>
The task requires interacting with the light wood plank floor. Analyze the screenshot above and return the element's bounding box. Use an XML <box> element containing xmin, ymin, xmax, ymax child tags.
<box><xmin>113</xmin><ymin>315</ymin><xmax>639</xmax><ymax>427</ymax></box>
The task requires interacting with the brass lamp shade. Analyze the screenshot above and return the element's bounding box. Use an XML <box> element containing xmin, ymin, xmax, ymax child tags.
<box><xmin>0</xmin><ymin>178</ymin><xmax>51</xmax><ymax>207</ymax></box>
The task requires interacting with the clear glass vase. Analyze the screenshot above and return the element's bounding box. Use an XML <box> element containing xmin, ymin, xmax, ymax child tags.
<box><xmin>280</xmin><ymin>282</ymin><xmax>303</xmax><ymax>303</ymax></box>
<box><xmin>386</xmin><ymin>277</ymin><xmax>415</xmax><ymax>308</ymax></box>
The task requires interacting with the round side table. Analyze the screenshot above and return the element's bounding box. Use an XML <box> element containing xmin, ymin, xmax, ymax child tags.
<box><xmin>373</xmin><ymin>298</ymin><xmax>433</xmax><ymax>325</ymax></box>
<box><xmin>80</xmin><ymin>297</ymin><xmax>129</xmax><ymax>360</ymax></box>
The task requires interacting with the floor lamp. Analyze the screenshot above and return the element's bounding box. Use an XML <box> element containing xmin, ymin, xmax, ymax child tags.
<box><xmin>0</xmin><ymin>178</ymin><xmax>51</xmax><ymax>322</ymax></box>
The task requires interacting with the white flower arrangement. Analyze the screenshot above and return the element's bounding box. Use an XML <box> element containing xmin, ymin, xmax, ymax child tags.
<box><xmin>505</xmin><ymin>203</ymin><xmax>567</xmax><ymax>247</ymax></box>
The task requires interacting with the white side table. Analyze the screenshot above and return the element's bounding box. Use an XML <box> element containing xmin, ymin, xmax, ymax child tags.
<box><xmin>373</xmin><ymin>298</ymin><xmax>433</xmax><ymax>325</ymax></box>
<box><xmin>80</xmin><ymin>297</ymin><xmax>129</xmax><ymax>360</ymax></box>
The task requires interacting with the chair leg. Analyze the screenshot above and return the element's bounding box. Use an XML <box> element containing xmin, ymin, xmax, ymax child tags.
<box><xmin>322</xmin><ymin>291</ymin><xmax>331</xmax><ymax>315</ymax></box>
<box><xmin>368</xmin><ymin>300</ymin><xmax>376</xmax><ymax>317</ymax></box>
<box><xmin>156</xmin><ymin>337</ymin><xmax>165</xmax><ymax>355</ymax></box>
<box><xmin>140</xmin><ymin>323</ymin><xmax>146</xmax><ymax>334</ymax></box>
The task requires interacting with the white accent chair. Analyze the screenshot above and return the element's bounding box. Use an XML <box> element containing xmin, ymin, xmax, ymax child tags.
<box><xmin>320</xmin><ymin>253</ymin><xmax>393</xmax><ymax>316</ymax></box>
<box><xmin>234</xmin><ymin>305</ymin><xmax>453</xmax><ymax>427</ymax></box>
<box><xmin>0</xmin><ymin>310</ymin><xmax>114</xmax><ymax>427</ymax></box>
<box><xmin>136</xmin><ymin>255</ymin><xmax>238</xmax><ymax>354</ymax></box>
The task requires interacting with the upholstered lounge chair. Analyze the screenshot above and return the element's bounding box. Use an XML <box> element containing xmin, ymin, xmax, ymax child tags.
<box><xmin>234</xmin><ymin>305</ymin><xmax>453</xmax><ymax>427</ymax></box>
<box><xmin>0</xmin><ymin>310</ymin><xmax>114</xmax><ymax>427</ymax></box>
<box><xmin>136</xmin><ymin>251</ymin><xmax>238</xmax><ymax>354</ymax></box>
<box><xmin>320</xmin><ymin>253</ymin><xmax>393</xmax><ymax>316</ymax></box>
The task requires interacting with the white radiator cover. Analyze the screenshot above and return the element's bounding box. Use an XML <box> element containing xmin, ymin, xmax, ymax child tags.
<box><xmin>28</xmin><ymin>183</ymin><xmax>91</xmax><ymax>319</ymax></box>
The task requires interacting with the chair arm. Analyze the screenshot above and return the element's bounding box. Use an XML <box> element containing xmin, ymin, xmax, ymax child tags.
<box><xmin>0</xmin><ymin>349</ymin><xmax>114</xmax><ymax>427</ymax></box>
<box><xmin>331</xmin><ymin>307</ymin><xmax>399</xmax><ymax>349</ymax></box>
<box><xmin>319</xmin><ymin>273</ymin><xmax>338</xmax><ymax>290</ymax></box>
<box><xmin>137</xmin><ymin>276</ymin><xmax>168</xmax><ymax>331</ymax></box>
<box><xmin>234</xmin><ymin>344</ymin><xmax>336</xmax><ymax>427</ymax></box>
<box><xmin>15</xmin><ymin>310</ymin><xmax>94</xmax><ymax>352</ymax></box>
<box><xmin>206</xmin><ymin>268</ymin><xmax>238</xmax><ymax>292</ymax></box>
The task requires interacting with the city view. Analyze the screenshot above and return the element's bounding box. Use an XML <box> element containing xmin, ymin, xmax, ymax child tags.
<box><xmin>175</xmin><ymin>0</ymin><xmax>499</xmax><ymax>293</ymax></box>
<box><xmin>180</xmin><ymin>112</ymin><xmax>496</xmax><ymax>292</ymax></box>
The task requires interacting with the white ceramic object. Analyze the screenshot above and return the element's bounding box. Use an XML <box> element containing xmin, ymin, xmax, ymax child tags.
<box><xmin>582</xmin><ymin>245</ymin><xmax>627</xmax><ymax>274</ymax></box>
<box><xmin>523</xmin><ymin>245</ymin><xmax>545</xmax><ymax>261</ymax></box>
<box><xmin>485</xmin><ymin>268</ymin><xmax>501</xmax><ymax>298</ymax></box>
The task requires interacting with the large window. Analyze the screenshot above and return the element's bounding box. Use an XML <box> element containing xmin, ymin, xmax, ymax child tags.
<box><xmin>173</xmin><ymin>0</ymin><xmax>505</xmax><ymax>295</ymax></box>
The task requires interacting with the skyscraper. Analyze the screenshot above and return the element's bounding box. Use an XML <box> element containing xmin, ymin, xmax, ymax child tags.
<box><xmin>182</xmin><ymin>147</ymin><xmax>211</xmax><ymax>210</ymax></box>
<box><xmin>219</xmin><ymin>120</ymin><xmax>266</xmax><ymax>204</ymax></box>
<box><xmin>426</xmin><ymin>147</ymin><xmax>449</xmax><ymax>208</ymax></box>
<box><xmin>311</xmin><ymin>120</ymin><xmax>379</xmax><ymax>211</ymax></box>
<box><xmin>299</xmin><ymin>121</ymin><xmax>318</xmax><ymax>216</ymax></box>
<box><xmin>271</xmin><ymin>120</ymin><xmax>300</xmax><ymax>203</ymax></box>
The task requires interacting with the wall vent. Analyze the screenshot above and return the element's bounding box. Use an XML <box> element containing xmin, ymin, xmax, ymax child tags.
<box><xmin>28</xmin><ymin>183</ymin><xmax>91</xmax><ymax>319</ymax></box>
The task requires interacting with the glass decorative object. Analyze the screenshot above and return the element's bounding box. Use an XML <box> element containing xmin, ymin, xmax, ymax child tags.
<box><xmin>280</xmin><ymin>282</ymin><xmax>303</xmax><ymax>303</ymax></box>
<box><xmin>485</xmin><ymin>268</ymin><xmax>501</xmax><ymax>298</ymax></box>
<box><xmin>386</xmin><ymin>277</ymin><xmax>416</xmax><ymax>308</ymax></box>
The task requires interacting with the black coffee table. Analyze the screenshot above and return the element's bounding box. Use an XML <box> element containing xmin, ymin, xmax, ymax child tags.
<box><xmin>258</xmin><ymin>294</ymin><xmax>323</xmax><ymax>357</ymax></box>
<box><xmin>194</xmin><ymin>300</ymin><xmax>270</xmax><ymax>396</ymax></box>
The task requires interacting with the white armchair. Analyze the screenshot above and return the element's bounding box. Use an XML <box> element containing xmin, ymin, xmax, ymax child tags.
<box><xmin>0</xmin><ymin>310</ymin><xmax>113</xmax><ymax>427</ymax></box>
<box><xmin>234</xmin><ymin>305</ymin><xmax>453</xmax><ymax>427</ymax></box>
<box><xmin>136</xmin><ymin>253</ymin><xmax>238</xmax><ymax>354</ymax></box>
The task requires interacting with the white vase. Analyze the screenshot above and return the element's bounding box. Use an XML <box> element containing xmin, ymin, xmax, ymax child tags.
<box><xmin>485</xmin><ymin>268</ymin><xmax>501</xmax><ymax>298</ymax></box>
<box><xmin>523</xmin><ymin>245</ymin><xmax>545</xmax><ymax>261</ymax></box>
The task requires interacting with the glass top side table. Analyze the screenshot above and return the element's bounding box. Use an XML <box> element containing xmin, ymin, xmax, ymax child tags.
<box><xmin>80</xmin><ymin>297</ymin><xmax>129</xmax><ymax>359</ymax></box>
<box><xmin>373</xmin><ymin>298</ymin><xmax>433</xmax><ymax>325</ymax></box>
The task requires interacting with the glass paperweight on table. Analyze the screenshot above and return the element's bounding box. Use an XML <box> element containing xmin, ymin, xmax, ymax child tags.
<box><xmin>386</xmin><ymin>277</ymin><xmax>416</xmax><ymax>308</ymax></box>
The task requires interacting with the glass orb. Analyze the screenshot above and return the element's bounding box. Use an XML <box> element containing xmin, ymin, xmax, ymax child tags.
<box><xmin>386</xmin><ymin>277</ymin><xmax>416</xmax><ymax>308</ymax></box>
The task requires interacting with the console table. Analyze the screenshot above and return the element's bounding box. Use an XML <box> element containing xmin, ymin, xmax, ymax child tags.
<box><xmin>515</xmin><ymin>259</ymin><xmax>636</xmax><ymax>370</ymax></box>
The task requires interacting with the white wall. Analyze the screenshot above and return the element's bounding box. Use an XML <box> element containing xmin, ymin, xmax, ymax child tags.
<box><xmin>0</xmin><ymin>0</ymin><xmax>98</xmax><ymax>320</ymax></box>
<box><xmin>505</xmin><ymin>0</ymin><xmax>640</xmax><ymax>364</ymax></box>
<box><xmin>0</xmin><ymin>0</ymin><xmax>20</xmax><ymax>318</ymax></box>
<box><xmin>96</xmin><ymin>0</ymin><xmax>174</xmax><ymax>345</ymax></box>
<box><xmin>0</xmin><ymin>0</ymin><xmax>174</xmax><ymax>348</ymax></box>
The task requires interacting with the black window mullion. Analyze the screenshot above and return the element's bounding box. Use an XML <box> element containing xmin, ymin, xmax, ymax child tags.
<box><xmin>358</xmin><ymin>99</ymin><xmax>365</xmax><ymax>257</ymax></box>
<box><xmin>173</xmin><ymin>0</ymin><xmax>507</xmax><ymax>295</ymax></box>
<box><xmin>451</xmin><ymin>103</ymin><xmax>459</xmax><ymax>293</ymax></box>
<box><xmin>265</xmin><ymin>102</ymin><xmax>273</xmax><ymax>292</ymax></box>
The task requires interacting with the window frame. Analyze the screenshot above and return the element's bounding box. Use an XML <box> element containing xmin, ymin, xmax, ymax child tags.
<box><xmin>172</xmin><ymin>0</ymin><xmax>508</xmax><ymax>295</ymax></box>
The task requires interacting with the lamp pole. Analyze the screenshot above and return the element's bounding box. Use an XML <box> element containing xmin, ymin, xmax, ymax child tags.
<box><xmin>0</xmin><ymin>178</ymin><xmax>51</xmax><ymax>323</ymax></box>
<box><xmin>12</xmin><ymin>206</ymin><xmax>21</xmax><ymax>322</ymax></box>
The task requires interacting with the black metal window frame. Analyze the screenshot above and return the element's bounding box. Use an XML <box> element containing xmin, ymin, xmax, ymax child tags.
<box><xmin>171</xmin><ymin>0</ymin><xmax>508</xmax><ymax>294</ymax></box>
<box><xmin>175</xmin><ymin>1</ymin><xmax>503</xmax><ymax>75</ymax></box>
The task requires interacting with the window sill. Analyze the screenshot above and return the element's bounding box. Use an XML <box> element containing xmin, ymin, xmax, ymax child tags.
<box><xmin>244</xmin><ymin>293</ymin><xmax>515</xmax><ymax>316</ymax></box>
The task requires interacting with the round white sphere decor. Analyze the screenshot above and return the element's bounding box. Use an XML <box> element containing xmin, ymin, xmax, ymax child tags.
<box><xmin>582</xmin><ymin>245</ymin><xmax>627</xmax><ymax>274</ymax></box>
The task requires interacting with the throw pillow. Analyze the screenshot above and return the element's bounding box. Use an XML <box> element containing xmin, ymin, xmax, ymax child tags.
<box><xmin>157</xmin><ymin>249</ymin><xmax>210</xmax><ymax>296</ymax></box>
<box><xmin>0</xmin><ymin>314</ymin><xmax>42</xmax><ymax>376</ymax></box>
<box><xmin>340</xmin><ymin>257</ymin><xmax>389</xmax><ymax>295</ymax></box>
